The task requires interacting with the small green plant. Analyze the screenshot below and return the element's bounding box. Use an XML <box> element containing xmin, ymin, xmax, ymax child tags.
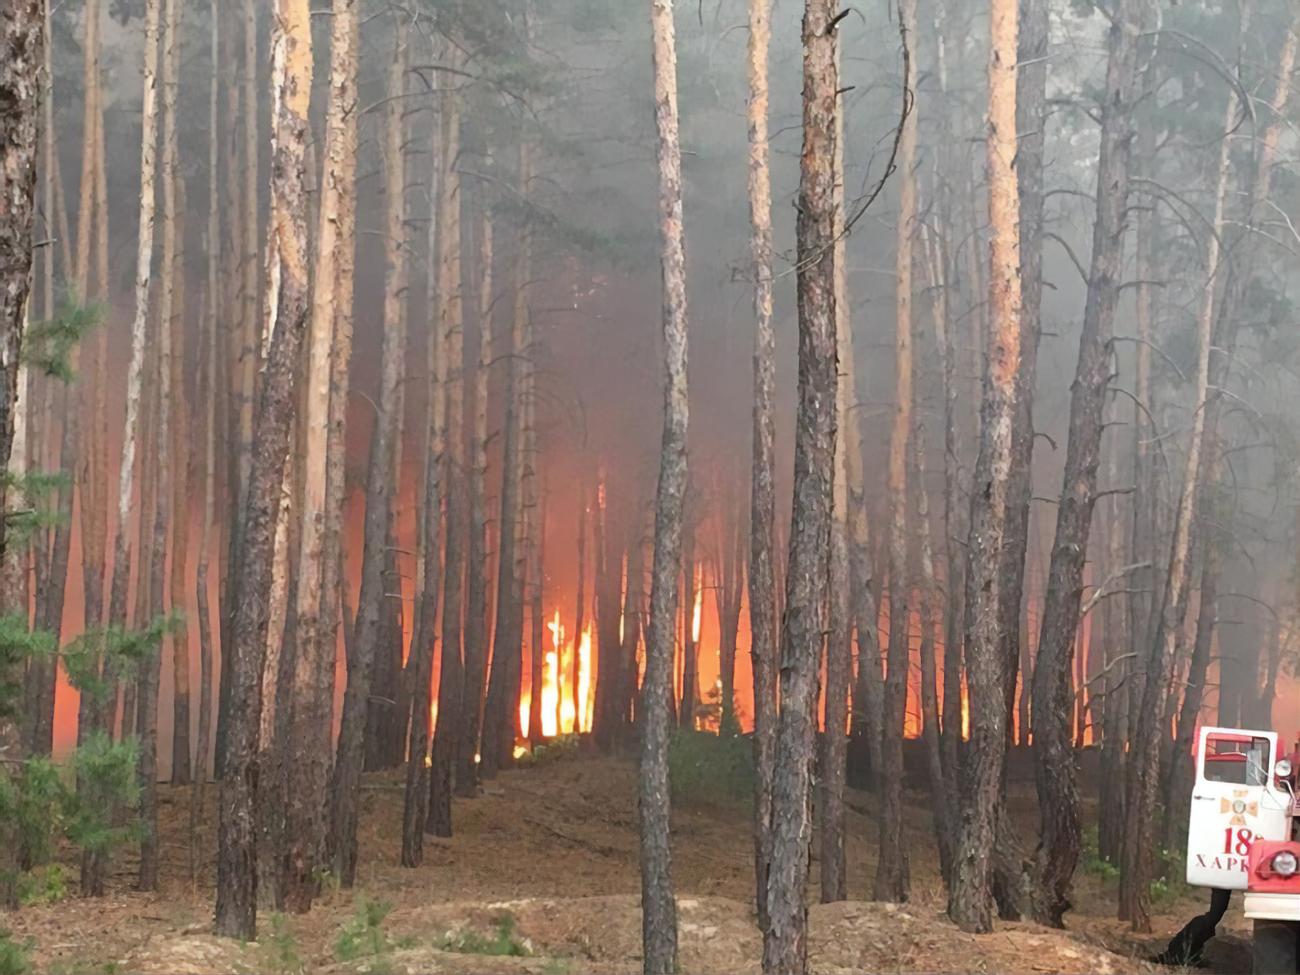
<box><xmin>334</xmin><ymin>897</ymin><xmax>394</xmax><ymax>971</ymax></box>
<box><xmin>1079</xmin><ymin>826</ymin><xmax>1119</xmax><ymax>883</ymax></box>
<box><xmin>668</xmin><ymin>729</ymin><xmax>753</xmax><ymax>806</ymax></box>
<box><xmin>23</xmin><ymin>298</ymin><xmax>102</xmax><ymax>383</ymax></box>
<box><xmin>541</xmin><ymin>959</ymin><xmax>572</xmax><ymax>975</ymax></box>
<box><xmin>440</xmin><ymin>913</ymin><xmax>529</xmax><ymax>957</ymax></box>
<box><xmin>17</xmin><ymin>865</ymin><xmax>67</xmax><ymax>907</ymax></box>
<box><xmin>63</xmin><ymin>732</ymin><xmax>142</xmax><ymax>861</ymax></box>
<box><xmin>0</xmin><ymin>930</ymin><xmax>31</xmax><ymax>975</ymax></box>
<box><xmin>261</xmin><ymin>914</ymin><xmax>304</xmax><ymax>975</ymax></box>
<box><xmin>1151</xmin><ymin>846</ymin><xmax>1187</xmax><ymax>907</ymax></box>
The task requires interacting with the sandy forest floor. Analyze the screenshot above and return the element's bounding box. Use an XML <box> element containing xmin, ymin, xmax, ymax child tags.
<box><xmin>3</xmin><ymin>750</ymin><xmax>1254</xmax><ymax>973</ymax></box>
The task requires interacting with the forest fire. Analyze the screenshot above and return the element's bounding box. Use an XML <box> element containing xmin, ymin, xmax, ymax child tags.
<box><xmin>5</xmin><ymin>0</ymin><xmax>1298</xmax><ymax>967</ymax></box>
<box><xmin>519</xmin><ymin>610</ymin><xmax>595</xmax><ymax>739</ymax></box>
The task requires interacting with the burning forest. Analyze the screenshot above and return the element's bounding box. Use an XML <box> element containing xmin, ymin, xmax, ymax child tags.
<box><xmin>4</xmin><ymin>0</ymin><xmax>1300</xmax><ymax>972</ymax></box>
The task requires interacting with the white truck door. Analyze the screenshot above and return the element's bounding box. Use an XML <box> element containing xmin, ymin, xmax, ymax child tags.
<box><xmin>1186</xmin><ymin>727</ymin><xmax>1288</xmax><ymax>890</ymax></box>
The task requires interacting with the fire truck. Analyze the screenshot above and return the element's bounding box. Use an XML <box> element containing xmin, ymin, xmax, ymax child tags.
<box><xmin>1188</xmin><ymin>727</ymin><xmax>1300</xmax><ymax>973</ymax></box>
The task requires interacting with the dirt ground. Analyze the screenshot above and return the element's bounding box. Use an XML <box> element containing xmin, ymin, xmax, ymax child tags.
<box><xmin>3</xmin><ymin>750</ymin><xmax>1252</xmax><ymax>973</ymax></box>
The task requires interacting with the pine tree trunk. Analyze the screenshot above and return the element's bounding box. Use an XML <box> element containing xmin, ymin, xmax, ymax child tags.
<box><xmin>921</xmin><ymin>226</ymin><xmax>961</xmax><ymax>806</ymax></box>
<box><xmin>401</xmin><ymin>83</ymin><xmax>445</xmax><ymax>862</ymax></box>
<box><xmin>169</xmin><ymin>94</ymin><xmax>192</xmax><ymax>792</ymax></box>
<box><xmin>427</xmin><ymin>71</ymin><xmax>464</xmax><ymax>838</ymax></box>
<box><xmin>0</xmin><ymin>7</ymin><xmax>42</xmax><ymax>517</ymax></box>
<box><xmin>1122</xmin><ymin>19</ymin><xmax>1237</xmax><ymax>930</ymax></box>
<box><xmin>678</xmin><ymin>525</ymin><xmax>695</xmax><ymax>729</ymax></box>
<box><xmin>138</xmin><ymin>0</ymin><xmax>182</xmax><ymax>891</ymax></box>
<box><xmin>820</xmin><ymin>55</ymin><xmax>853</xmax><ymax>901</ymax></box>
<box><xmin>331</xmin><ymin>23</ymin><xmax>407</xmax><ymax>884</ymax></box>
<box><xmin>81</xmin><ymin>0</ymin><xmax>159</xmax><ymax>898</ymax></box>
<box><xmin>594</xmin><ymin>470</ymin><xmax>622</xmax><ymax>752</ymax></box>
<box><xmin>1163</xmin><ymin>528</ymin><xmax>1218</xmax><ymax>854</ymax></box>
<box><xmin>75</xmin><ymin>0</ymin><xmax>110</xmax><ymax>749</ymax></box>
<box><xmin>215</xmin><ymin>0</ymin><xmax>313</xmax><ymax>937</ymax></box>
<box><xmin>947</xmin><ymin>0</ymin><xmax>1022</xmax><ymax>933</ymax></box>
<box><xmin>999</xmin><ymin>0</ymin><xmax>1047</xmax><ymax>818</ymax></box>
<box><xmin>1028</xmin><ymin>0</ymin><xmax>1145</xmax><ymax>930</ymax></box>
<box><xmin>574</xmin><ymin>478</ymin><xmax>589</xmax><ymax>731</ymax></box>
<box><xmin>279</xmin><ymin>0</ymin><xmax>354</xmax><ymax>912</ymax></box>
<box><xmin>762</xmin><ymin>2</ymin><xmax>837</xmax><ymax>968</ymax></box>
<box><xmin>875</xmin><ymin>0</ymin><xmax>917</xmax><ymax>904</ymax></box>
<box><xmin>192</xmin><ymin>103</ymin><xmax>220</xmax><ymax>862</ymax></box>
<box><xmin>458</xmin><ymin>209</ymin><xmax>493</xmax><ymax>796</ymax></box>
<box><xmin>481</xmin><ymin>137</ymin><xmax>529</xmax><ymax>776</ymax></box>
<box><xmin>913</xmin><ymin>401</ymin><xmax>953</xmax><ymax>881</ymax></box>
<box><xmin>639</xmin><ymin>4</ymin><xmax>689</xmax><ymax>966</ymax></box>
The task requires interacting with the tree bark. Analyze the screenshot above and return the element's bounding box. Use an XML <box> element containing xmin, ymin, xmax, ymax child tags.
<box><xmin>214</xmin><ymin>0</ymin><xmax>312</xmax><ymax>937</ymax></box>
<box><xmin>948</xmin><ymin>0</ymin><xmax>1022</xmax><ymax>933</ymax></box>
<box><xmin>638</xmin><ymin>3</ymin><xmax>690</xmax><ymax>968</ymax></box>
<box><xmin>481</xmin><ymin>135</ymin><xmax>529</xmax><ymax>776</ymax></box>
<box><xmin>139</xmin><ymin>0</ymin><xmax>182</xmax><ymax>891</ymax></box>
<box><xmin>458</xmin><ymin>208</ymin><xmax>493</xmax><ymax>794</ymax></box>
<box><xmin>167</xmin><ymin>7</ymin><xmax>192</xmax><ymax>790</ymax></box>
<box><xmin>401</xmin><ymin>83</ymin><xmax>445</xmax><ymax>862</ymax></box>
<box><xmin>1029</xmin><ymin>0</ymin><xmax>1144</xmax><ymax>930</ymax></box>
<box><xmin>745</xmin><ymin>0</ymin><xmax>777</xmax><ymax>894</ymax></box>
<box><xmin>427</xmin><ymin>69</ymin><xmax>464</xmax><ymax>838</ymax></box>
<box><xmin>913</xmin><ymin>396</ymin><xmax>952</xmax><ymax>881</ymax></box>
<box><xmin>330</xmin><ymin>23</ymin><xmax>407</xmax><ymax>885</ymax></box>
<box><xmin>0</xmin><ymin>0</ymin><xmax>42</xmax><ymax>573</ymax></box>
<box><xmin>1122</xmin><ymin>20</ymin><xmax>1238</xmax><ymax>930</ymax></box>
<box><xmin>875</xmin><ymin>0</ymin><xmax>917</xmax><ymax>905</ymax></box>
<box><xmin>762</xmin><ymin>2</ymin><xmax>836</xmax><ymax>969</ymax></box>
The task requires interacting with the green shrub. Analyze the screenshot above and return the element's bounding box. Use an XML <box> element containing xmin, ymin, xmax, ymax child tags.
<box><xmin>1080</xmin><ymin>826</ymin><xmax>1119</xmax><ymax>883</ymax></box>
<box><xmin>669</xmin><ymin>730</ymin><xmax>753</xmax><ymax>806</ymax></box>
<box><xmin>64</xmin><ymin>732</ymin><xmax>142</xmax><ymax>861</ymax></box>
<box><xmin>261</xmin><ymin>914</ymin><xmax>304</xmax><ymax>975</ymax></box>
<box><xmin>0</xmin><ymin>930</ymin><xmax>31</xmax><ymax>975</ymax></box>
<box><xmin>441</xmin><ymin>913</ymin><xmax>528</xmax><ymax>957</ymax></box>
<box><xmin>334</xmin><ymin>897</ymin><xmax>394</xmax><ymax>969</ymax></box>
<box><xmin>18</xmin><ymin>865</ymin><xmax>67</xmax><ymax>907</ymax></box>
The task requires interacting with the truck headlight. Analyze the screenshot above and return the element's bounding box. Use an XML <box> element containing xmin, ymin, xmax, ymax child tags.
<box><xmin>1272</xmin><ymin>851</ymin><xmax>1298</xmax><ymax>877</ymax></box>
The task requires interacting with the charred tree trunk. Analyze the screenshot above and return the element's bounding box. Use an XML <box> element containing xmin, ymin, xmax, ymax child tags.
<box><xmin>948</xmin><ymin>0</ymin><xmax>1022</xmax><ymax>933</ymax></box>
<box><xmin>762</xmin><ymin>2</ymin><xmax>837</xmax><ymax>969</ymax></box>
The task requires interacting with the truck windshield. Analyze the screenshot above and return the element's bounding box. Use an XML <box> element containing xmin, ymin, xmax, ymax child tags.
<box><xmin>1203</xmin><ymin>734</ymin><xmax>1271</xmax><ymax>785</ymax></box>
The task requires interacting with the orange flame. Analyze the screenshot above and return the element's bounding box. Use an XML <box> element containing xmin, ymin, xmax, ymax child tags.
<box><xmin>691</xmin><ymin>573</ymin><xmax>703</xmax><ymax>644</ymax></box>
<box><xmin>577</xmin><ymin>624</ymin><xmax>593</xmax><ymax>733</ymax></box>
<box><xmin>519</xmin><ymin>610</ymin><xmax>597</xmax><ymax>742</ymax></box>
